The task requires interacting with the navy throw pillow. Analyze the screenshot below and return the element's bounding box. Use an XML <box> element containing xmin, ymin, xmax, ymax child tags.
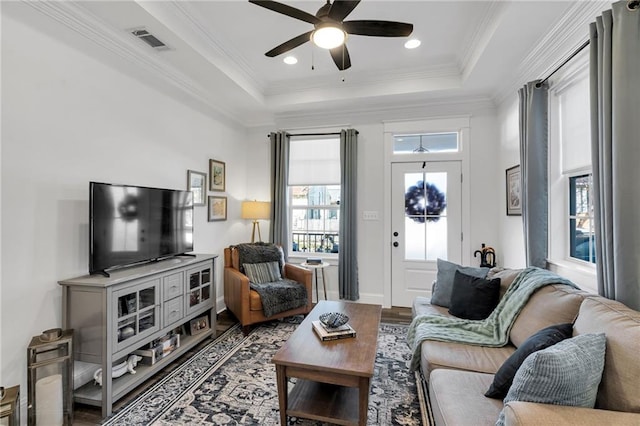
<box><xmin>485</xmin><ymin>322</ymin><xmax>574</xmax><ymax>399</ymax></box>
<box><xmin>448</xmin><ymin>270</ymin><xmax>500</xmax><ymax>320</ymax></box>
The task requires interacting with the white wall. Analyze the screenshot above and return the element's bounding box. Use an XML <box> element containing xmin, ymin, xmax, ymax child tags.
<box><xmin>1</xmin><ymin>14</ymin><xmax>251</xmax><ymax>396</ymax></box>
<box><xmin>245</xmin><ymin>107</ymin><xmax>502</xmax><ymax>306</ymax></box>
<box><xmin>497</xmin><ymin>97</ymin><xmax>526</xmax><ymax>268</ymax></box>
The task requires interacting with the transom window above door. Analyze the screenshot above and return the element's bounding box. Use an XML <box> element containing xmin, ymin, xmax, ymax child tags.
<box><xmin>393</xmin><ymin>133</ymin><xmax>459</xmax><ymax>154</ymax></box>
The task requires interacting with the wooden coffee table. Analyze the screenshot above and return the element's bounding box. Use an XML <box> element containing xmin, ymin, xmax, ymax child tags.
<box><xmin>272</xmin><ymin>300</ymin><xmax>382</xmax><ymax>425</ymax></box>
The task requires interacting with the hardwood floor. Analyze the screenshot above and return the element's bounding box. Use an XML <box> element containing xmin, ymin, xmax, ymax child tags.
<box><xmin>73</xmin><ymin>306</ymin><xmax>412</xmax><ymax>425</ymax></box>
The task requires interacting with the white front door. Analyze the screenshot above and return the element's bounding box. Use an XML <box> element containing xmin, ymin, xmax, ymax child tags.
<box><xmin>391</xmin><ymin>161</ymin><xmax>462</xmax><ymax>307</ymax></box>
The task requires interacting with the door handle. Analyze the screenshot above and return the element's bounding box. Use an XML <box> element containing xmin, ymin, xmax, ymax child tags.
<box><xmin>393</xmin><ymin>242</ymin><xmax>399</xmax><ymax>247</ymax></box>
<box><xmin>393</xmin><ymin>231</ymin><xmax>399</xmax><ymax>237</ymax></box>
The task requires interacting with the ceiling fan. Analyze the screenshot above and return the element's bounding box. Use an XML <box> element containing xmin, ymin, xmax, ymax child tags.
<box><xmin>248</xmin><ymin>0</ymin><xmax>413</xmax><ymax>70</ymax></box>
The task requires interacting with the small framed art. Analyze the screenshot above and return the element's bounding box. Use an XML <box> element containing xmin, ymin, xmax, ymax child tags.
<box><xmin>187</xmin><ymin>170</ymin><xmax>206</xmax><ymax>206</ymax></box>
<box><xmin>189</xmin><ymin>315</ymin><xmax>210</xmax><ymax>336</ymax></box>
<box><xmin>506</xmin><ymin>165</ymin><xmax>522</xmax><ymax>216</ymax></box>
<box><xmin>209</xmin><ymin>159</ymin><xmax>226</xmax><ymax>192</ymax></box>
<box><xmin>208</xmin><ymin>196</ymin><xmax>227</xmax><ymax>221</ymax></box>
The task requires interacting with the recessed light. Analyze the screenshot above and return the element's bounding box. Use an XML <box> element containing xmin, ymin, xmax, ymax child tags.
<box><xmin>404</xmin><ymin>39</ymin><xmax>421</xmax><ymax>49</ymax></box>
<box><xmin>283</xmin><ymin>56</ymin><xmax>298</xmax><ymax>65</ymax></box>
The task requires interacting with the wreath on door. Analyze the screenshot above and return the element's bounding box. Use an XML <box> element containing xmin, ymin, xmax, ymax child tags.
<box><xmin>405</xmin><ymin>181</ymin><xmax>446</xmax><ymax>223</ymax></box>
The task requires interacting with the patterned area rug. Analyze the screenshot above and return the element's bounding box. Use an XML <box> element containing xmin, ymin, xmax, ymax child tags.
<box><xmin>103</xmin><ymin>317</ymin><xmax>427</xmax><ymax>425</ymax></box>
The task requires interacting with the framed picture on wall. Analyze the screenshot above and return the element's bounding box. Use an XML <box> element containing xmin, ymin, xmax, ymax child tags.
<box><xmin>506</xmin><ymin>165</ymin><xmax>522</xmax><ymax>216</ymax></box>
<box><xmin>209</xmin><ymin>159</ymin><xmax>226</xmax><ymax>192</ymax></box>
<box><xmin>187</xmin><ymin>170</ymin><xmax>207</xmax><ymax>206</ymax></box>
<box><xmin>208</xmin><ymin>196</ymin><xmax>227</xmax><ymax>221</ymax></box>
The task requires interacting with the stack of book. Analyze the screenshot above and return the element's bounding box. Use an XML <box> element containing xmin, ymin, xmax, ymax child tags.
<box><xmin>312</xmin><ymin>320</ymin><xmax>356</xmax><ymax>341</ymax></box>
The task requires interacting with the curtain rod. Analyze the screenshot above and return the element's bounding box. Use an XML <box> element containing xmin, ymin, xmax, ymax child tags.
<box><xmin>536</xmin><ymin>39</ymin><xmax>590</xmax><ymax>87</ymax></box>
<box><xmin>265</xmin><ymin>132</ymin><xmax>344</xmax><ymax>138</ymax></box>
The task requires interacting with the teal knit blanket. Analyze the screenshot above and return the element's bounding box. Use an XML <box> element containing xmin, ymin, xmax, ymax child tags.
<box><xmin>407</xmin><ymin>267</ymin><xmax>578</xmax><ymax>371</ymax></box>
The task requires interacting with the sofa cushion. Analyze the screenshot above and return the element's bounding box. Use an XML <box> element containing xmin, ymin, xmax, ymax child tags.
<box><xmin>485</xmin><ymin>323</ymin><xmax>573</xmax><ymax>399</ymax></box>
<box><xmin>429</xmin><ymin>369</ymin><xmax>504</xmax><ymax>426</ymax></box>
<box><xmin>243</xmin><ymin>261</ymin><xmax>282</xmax><ymax>284</ymax></box>
<box><xmin>420</xmin><ymin>340</ymin><xmax>515</xmax><ymax>377</ymax></box>
<box><xmin>412</xmin><ymin>296</ymin><xmax>451</xmax><ymax>318</ymax></box>
<box><xmin>431</xmin><ymin>259</ymin><xmax>489</xmax><ymax>308</ymax></box>
<box><xmin>573</xmin><ymin>296</ymin><xmax>640</xmax><ymax>413</ymax></box>
<box><xmin>449</xmin><ymin>270</ymin><xmax>501</xmax><ymax>320</ymax></box>
<box><xmin>486</xmin><ymin>267</ymin><xmax>522</xmax><ymax>299</ymax></box>
<box><xmin>509</xmin><ymin>284</ymin><xmax>586</xmax><ymax>347</ymax></box>
<box><xmin>496</xmin><ymin>333</ymin><xmax>606</xmax><ymax>425</ymax></box>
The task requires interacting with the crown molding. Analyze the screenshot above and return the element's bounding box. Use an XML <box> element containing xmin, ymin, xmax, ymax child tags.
<box><xmin>272</xmin><ymin>94</ymin><xmax>496</xmax><ymax>129</ymax></box>
<box><xmin>459</xmin><ymin>1</ymin><xmax>507</xmax><ymax>81</ymax></box>
<box><xmin>494</xmin><ymin>0</ymin><xmax>610</xmax><ymax>106</ymax></box>
<box><xmin>22</xmin><ymin>0</ymin><xmax>246</xmax><ymax>126</ymax></box>
<box><xmin>136</xmin><ymin>1</ymin><xmax>266</xmax><ymax>104</ymax></box>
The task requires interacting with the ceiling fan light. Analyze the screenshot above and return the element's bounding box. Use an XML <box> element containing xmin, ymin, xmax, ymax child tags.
<box><xmin>312</xmin><ymin>26</ymin><xmax>346</xmax><ymax>49</ymax></box>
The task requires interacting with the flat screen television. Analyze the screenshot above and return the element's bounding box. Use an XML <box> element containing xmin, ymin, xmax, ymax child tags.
<box><xmin>89</xmin><ymin>182</ymin><xmax>194</xmax><ymax>276</ymax></box>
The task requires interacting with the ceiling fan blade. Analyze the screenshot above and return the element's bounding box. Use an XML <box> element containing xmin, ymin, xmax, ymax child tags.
<box><xmin>343</xmin><ymin>20</ymin><xmax>413</xmax><ymax>37</ymax></box>
<box><xmin>265</xmin><ymin>31</ymin><xmax>313</xmax><ymax>57</ymax></box>
<box><xmin>249</xmin><ymin>0</ymin><xmax>321</xmax><ymax>25</ymax></box>
<box><xmin>330</xmin><ymin>44</ymin><xmax>351</xmax><ymax>70</ymax></box>
<box><xmin>328</xmin><ymin>1</ymin><xmax>360</xmax><ymax>21</ymax></box>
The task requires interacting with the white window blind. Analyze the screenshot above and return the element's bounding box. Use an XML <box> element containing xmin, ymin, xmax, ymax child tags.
<box><xmin>559</xmin><ymin>77</ymin><xmax>591</xmax><ymax>173</ymax></box>
<box><xmin>288</xmin><ymin>137</ymin><xmax>340</xmax><ymax>185</ymax></box>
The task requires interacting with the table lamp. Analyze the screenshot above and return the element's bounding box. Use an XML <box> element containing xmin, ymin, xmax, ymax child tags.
<box><xmin>241</xmin><ymin>201</ymin><xmax>270</xmax><ymax>243</ymax></box>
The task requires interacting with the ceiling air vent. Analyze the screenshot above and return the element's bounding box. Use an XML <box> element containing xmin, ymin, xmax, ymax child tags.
<box><xmin>130</xmin><ymin>28</ymin><xmax>169</xmax><ymax>51</ymax></box>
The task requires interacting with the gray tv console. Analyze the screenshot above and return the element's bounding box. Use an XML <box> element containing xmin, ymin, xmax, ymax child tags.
<box><xmin>59</xmin><ymin>253</ymin><xmax>217</xmax><ymax>418</ymax></box>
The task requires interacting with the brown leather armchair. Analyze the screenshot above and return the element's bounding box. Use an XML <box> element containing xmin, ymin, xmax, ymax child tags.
<box><xmin>224</xmin><ymin>244</ymin><xmax>313</xmax><ymax>335</ymax></box>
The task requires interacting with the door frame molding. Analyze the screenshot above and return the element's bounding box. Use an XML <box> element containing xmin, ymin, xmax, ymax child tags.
<box><xmin>382</xmin><ymin>117</ymin><xmax>471</xmax><ymax>308</ymax></box>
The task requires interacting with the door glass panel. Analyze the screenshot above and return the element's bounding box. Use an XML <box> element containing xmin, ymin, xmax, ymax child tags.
<box><xmin>139</xmin><ymin>288</ymin><xmax>155</xmax><ymax>309</ymax></box>
<box><xmin>403</xmin><ymin>172</ymin><xmax>448</xmax><ymax>261</ymax></box>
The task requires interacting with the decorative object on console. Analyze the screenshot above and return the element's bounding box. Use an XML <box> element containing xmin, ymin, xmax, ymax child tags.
<box><xmin>0</xmin><ymin>385</ymin><xmax>20</xmax><ymax>426</ymax></box>
<box><xmin>187</xmin><ymin>170</ymin><xmax>206</xmax><ymax>206</ymax></box>
<box><xmin>189</xmin><ymin>316</ymin><xmax>210</xmax><ymax>336</ymax></box>
<box><xmin>208</xmin><ymin>159</ymin><xmax>225</xmax><ymax>191</ymax></box>
<box><xmin>208</xmin><ymin>196</ymin><xmax>227</xmax><ymax>221</ymax></box>
<box><xmin>506</xmin><ymin>165</ymin><xmax>522</xmax><ymax>216</ymax></box>
<box><xmin>474</xmin><ymin>243</ymin><xmax>497</xmax><ymax>267</ymax></box>
<box><xmin>27</xmin><ymin>329</ymin><xmax>74</xmax><ymax>426</ymax></box>
<box><xmin>241</xmin><ymin>200</ymin><xmax>270</xmax><ymax>243</ymax></box>
<box><xmin>93</xmin><ymin>355</ymin><xmax>143</xmax><ymax>386</ymax></box>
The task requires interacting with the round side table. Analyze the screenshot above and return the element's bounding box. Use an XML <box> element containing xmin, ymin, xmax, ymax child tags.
<box><xmin>301</xmin><ymin>262</ymin><xmax>329</xmax><ymax>302</ymax></box>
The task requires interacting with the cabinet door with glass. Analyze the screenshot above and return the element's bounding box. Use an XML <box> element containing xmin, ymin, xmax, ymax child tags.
<box><xmin>112</xmin><ymin>278</ymin><xmax>160</xmax><ymax>352</ymax></box>
<box><xmin>185</xmin><ymin>266</ymin><xmax>212</xmax><ymax>316</ymax></box>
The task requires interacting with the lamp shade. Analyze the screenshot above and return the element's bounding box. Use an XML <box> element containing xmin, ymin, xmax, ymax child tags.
<box><xmin>241</xmin><ymin>201</ymin><xmax>270</xmax><ymax>220</ymax></box>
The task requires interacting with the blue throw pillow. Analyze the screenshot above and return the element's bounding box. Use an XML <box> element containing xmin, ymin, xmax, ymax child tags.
<box><xmin>485</xmin><ymin>323</ymin><xmax>574</xmax><ymax>399</ymax></box>
<box><xmin>496</xmin><ymin>333</ymin><xmax>607</xmax><ymax>426</ymax></box>
<box><xmin>243</xmin><ymin>261</ymin><xmax>282</xmax><ymax>284</ymax></box>
<box><xmin>448</xmin><ymin>270</ymin><xmax>501</xmax><ymax>320</ymax></box>
<box><xmin>430</xmin><ymin>258</ymin><xmax>489</xmax><ymax>308</ymax></box>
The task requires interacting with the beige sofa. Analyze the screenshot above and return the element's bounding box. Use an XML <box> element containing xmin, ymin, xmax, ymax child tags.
<box><xmin>412</xmin><ymin>268</ymin><xmax>640</xmax><ymax>425</ymax></box>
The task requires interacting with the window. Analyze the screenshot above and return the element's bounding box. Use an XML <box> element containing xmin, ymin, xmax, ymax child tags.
<box><xmin>393</xmin><ymin>133</ymin><xmax>458</xmax><ymax>154</ymax></box>
<box><xmin>288</xmin><ymin>136</ymin><xmax>340</xmax><ymax>256</ymax></box>
<box><xmin>569</xmin><ymin>174</ymin><xmax>595</xmax><ymax>263</ymax></box>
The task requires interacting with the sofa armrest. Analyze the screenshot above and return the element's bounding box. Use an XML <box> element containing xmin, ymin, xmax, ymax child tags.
<box><xmin>284</xmin><ymin>263</ymin><xmax>313</xmax><ymax>306</ymax></box>
<box><xmin>503</xmin><ymin>401</ymin><xmax>640</xmax><ymax>426</ymax></box>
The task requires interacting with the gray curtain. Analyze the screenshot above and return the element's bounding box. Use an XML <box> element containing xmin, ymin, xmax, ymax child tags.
<box><xmin>589</xmin><ymin>2</ymin><xmax>640</xmax><ymax>310</ymax></box>
<box><xmin>339</xmin><ymin>129</ymin><xmax>359</xmax><ymax>300</ymax></box>
<box><xmin>269</xmin><ymin>131</ymin><xmax>290</xmax><ymax>258</ymax></box>
<box><xmin>518</xmin><ymin>81</ymin><xmax>549</xmax><ymax>268</ymax></box>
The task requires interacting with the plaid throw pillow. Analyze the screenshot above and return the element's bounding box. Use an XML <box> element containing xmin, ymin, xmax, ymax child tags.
<box><xmin>243</xmin><ymin>261</ymin><xmax>282</xmax><ymax>284</ymax></box>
